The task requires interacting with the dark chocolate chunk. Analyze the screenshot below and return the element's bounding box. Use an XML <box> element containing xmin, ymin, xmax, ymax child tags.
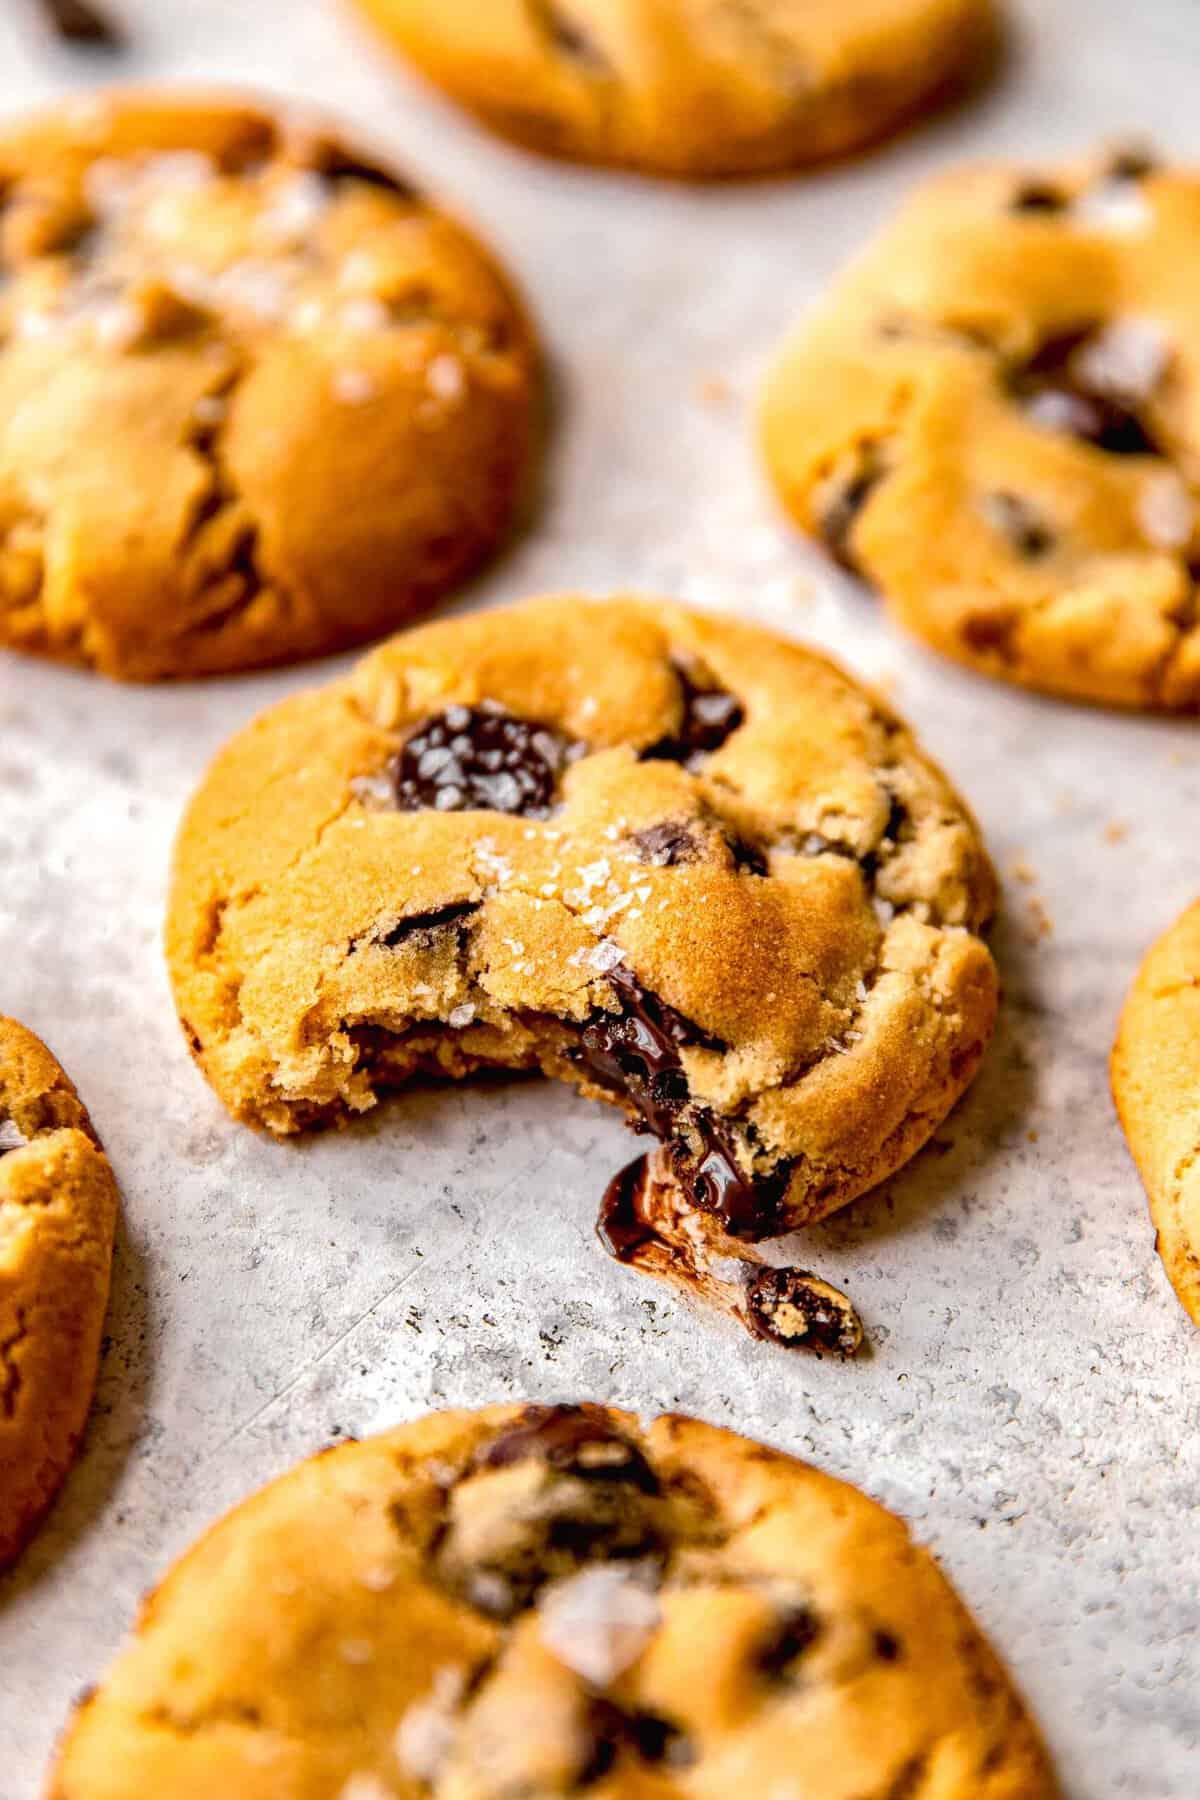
<box><xmin>874</xmin><ymin>1628</ymin><xmax>903</xmax><ymax>1661</ymax></box>
<box><xmin>757</xmin><ymin>1604</ymin><xmax>822</xmax><ymax>1678</ymax></box>
<box><xmin>1010</xmin><ymin>181</ymin><xmax>1067</xmax><ymax>214</ymax></box>
<box><xmin>310</xmin><ymin>141</ymin><xmax>418</xmax><ymax>200</ymax></box>
<box><xmin>688</xmin><ymin>1116</ymin><xmax>792</xmax><ymax>1240</ymax></box>
<box><xmin>745</xmin><ymin>1266</ymin><xmax>863</xmax><ymax>1355</ymax></box>
<box><xmin>819</xmin><ymin>449</ymin><xmax>885</xmax><ymax>572</ymax></box>
<box><xmin>641</xmin><ymin>664</ymin><xmax>743</xmax><ymax>766</ymax></box>
<box><xmin>597</xmin><ymin>1155</ymin><xmax>656</xmax><ymax>1264</ymax></box>
<box><xmin>727</xmin><ymin>834</ymin><xmax>769</xmax><ymax>877</ymax></box>
<box><xmin>478</xmin><ymin>1404</ymin><xmax>660</xmax><ymax>1495</ymax></box>
<box><xmin>39</xmin><ymin>0</ymin><xmax>123</xmax><ymax>46</ymax></box>
<box><xmin>388</xmin><ymin>703</ymin><xmax>581</xmax><ymax>819</ymax></box>
<box><xmin>1104</xmin><ymin>145</ymin><xmax>1158</xmax><ymax>182</ymax></box>
<box><xmin>981</xmin><ymin>491</ymin><xmax>1054</xmax><ymax>558</ymax></box>
<box><xmin>581</xmin><ymin>1702</ymin><xmax>694</xmax><ymax>1781</ymax></box>
<box><xmin>576</xmin><ymin>965</ymin><xmax>720</xmax><ymax>1140</ymax></box>
<box><xmin>1009</xmin><ymin>325</ymin><xmax>1162</xmax><ymax>456</ymax></box>
<box><xmin>376</xmin><ymin>899</ymin><xmax>479</xmax><ymax>948</ymax></box>
<box><xmin>629</xmin><ymin>820</ymin><xmax>702</xmax><ymax>867</ymax></box>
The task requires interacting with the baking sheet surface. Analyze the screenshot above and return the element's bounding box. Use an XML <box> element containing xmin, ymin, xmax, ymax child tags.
<box><xmin>1</xmin><ymin>2</ymin><xmax>1199</xmax><ymax>1794</ymax></box>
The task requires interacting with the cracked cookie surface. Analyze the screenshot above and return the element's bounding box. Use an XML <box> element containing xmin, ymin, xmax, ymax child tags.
<box><xmin>49</xmin><ymin>1403</ymin><xmax>1058</xmax><ymax>1798</ymax></box>
<box><xmin>762</xmin><ymin>147</ymin><xmax>1200</xmax><ymax>710</ymax></box>
<box><xmin>0</xmin><ymin>1017</ymin><xmax>117</xmax><ymax>1567</ymax></box>
<box><xmin>353</xmin><ymin>0</ymin><xmax>993</xmax><ymax>178</ymax></box>
<box><xmin>1112</xmin><ymin>900</ymin><xmax>1200</xmax><ymax>1326</ymax></box>
<box><xmin>167</xmin><ymin>595</ymin><xmax>997</xmax><ymax>1345</ymax></box>
<box><xmin>0</xmin><ymin>92</ymin><xmax>537</xmax><ymax>680</ymax></box>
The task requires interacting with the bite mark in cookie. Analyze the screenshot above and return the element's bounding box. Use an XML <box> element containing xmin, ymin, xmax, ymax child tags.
<box><xmin>167</xmin><ymin>598</ymin><xmax>999</xmax><ymax>1357</ymax></box>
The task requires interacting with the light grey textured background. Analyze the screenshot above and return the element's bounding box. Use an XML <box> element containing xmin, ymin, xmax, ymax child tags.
<box><xmin>1</xmin><ymin>1</ymin><xmax>1199</xmax><ymax>1794</ymax></box>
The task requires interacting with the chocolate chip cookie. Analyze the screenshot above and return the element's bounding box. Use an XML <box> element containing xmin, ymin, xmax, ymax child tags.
<box><xmin>0</xmin><ymin>92</ymin><xmax>536</xmax><ymax>680</ymax></box>
<box><xmin>0</xmin><ymin>1018</ymin><xmax>118</xmax><ymax>1566</ymax></box>
<box><xmin>166</xmin><ymin>596</ymin><xmax>997</xmax><ymax>1350</ymax></box>
<box><xmin>762</xmin><ymin>146</ymin><xmax>1200</xmax><ymax>710</ymax></box>
<box><xmin>1112</xmin><ymin>900</ymin><xmax>1200</xmax><ymax>1326</ymax></box>
<box><xmin>49</xmin><ymin>1404</ymin><xmax>1058</xmax><ymax>1797</ymax></box>
<box><xmin>353</xmin><ymin>0</ymin><xmax>993</xmax><ymax>178</ymax></box>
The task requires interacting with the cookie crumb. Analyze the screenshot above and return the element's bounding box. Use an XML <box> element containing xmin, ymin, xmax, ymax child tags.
<box><xmin>1103</xmin><ymin>821</ymin><xmax>1129</xmax><ymax>844</ymax></box>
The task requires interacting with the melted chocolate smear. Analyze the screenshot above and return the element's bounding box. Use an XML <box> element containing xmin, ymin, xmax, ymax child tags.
<box><xmin>389</xmin><ymin>704</ymin><xmax>580</xmax><ymax>819</ymax></box>
<box><xmin>39</xmin><ymin>0</ymin><xmax>123</xmax><ymax>45</ymax></box>
<box><xmin>641</xmin><ymin>664</ymin><xmax>743</xmax><ymax>766</ymax></box>
<box><xmin>820</xmin><ymin>450</ymin><xmax>885</xmax><ymax>573</ymax></box>
<box><xmin>581</xmin><ymin>1702</ymin><xmax>694</xmax><ymax>1784</ymax></box>
<box><xmin>745</xmin><ymin>1266</ymin><xmax>863</xmax><ymax>1356</ymax></box>
<box><xmin>1010</xmin><ymin>326</ymin><xmax>1162</xmax><ymax>456</ymax></box>
<box><xmin>377</xmin><ymin>899</ymin><xmax>479</xmax><ymax>948</ymax></box>
<box><xmin>478</xmin><ymin>1404</ymin><xmax>660</xmax><ymax>1495</ymax></box>
<box><xmin>597</xmin><ymin>1155</ymin><xmax>657</xmax><ymax>1263</ymax></box>
<box><xmin>630</xmin><ymin>820</ymin><xmax>702</xmax><ymax>867</ymax></box>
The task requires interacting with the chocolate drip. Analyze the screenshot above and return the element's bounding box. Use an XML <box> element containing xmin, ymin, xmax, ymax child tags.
<box><xmin>597</xmin><ymin>1155</ymin><xmax>657</xmax><ymax>1263</ymax></box>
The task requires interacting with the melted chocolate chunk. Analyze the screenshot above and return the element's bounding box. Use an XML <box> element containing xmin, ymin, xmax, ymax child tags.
<box><xmin>874</xmin><ymin>1628</ymin><xmax>903</xmax><ymax>1662</ymax></box>
<box><xmin>577</xmin><ymin>966</ymin><xmax>720</xmax><ymax>1139</ymax></box>
<box><xmin>478</xmin><ymin>1404</ymin><xmax>660</xmax><ymax>1495</ymax></box>
<box><xmin>581</xmin><ymin>1702</ymin><xmax>694</xmax><ymax>1783</ymax></box>
<box><xmin>981</xmin><ymin>491</ymin><xmax>1054</xmax><ymax>558</ymax></box>
<box><xmin>377</xmin><ymin>899</ymin><xmax>479</xmax><ymax>947</ymax></box>
<box><xmin>630</xmin><ymin>820</ymin><xmax>702</xmax><ymax>867</ymax></box>
<box><xmin>389</xmin><ymin>704</ymin><xmax>580</xmax><ymax>819</ymax></box>
<box><xmin>689</xmin><ymin>1117</ymin><xmax>792</xmax><ymax>1240</ymax></box>
<box><xmin>578</xmin><ymin>968</ymin><xmax>789</xmax><ymax>1240</ymax></box>
<box><xmin>757</xmin><ymin>1604</ymin><xmax>822</xmax><ymax>1678</ymax></box>
<box><xmin>1010</xmin><ymin>181</ymin><xmax>1067</xmax><ymax>214</ymax></box>
<box><xmin>39</xmin><ymin>0</ymin><xmax>123</xmax><ymax>45</ymax></box>
<box><xmin>641</xmin><ymin>664</ymin><xmax>743</xmax><ymax>766</ymax></box>
<box><xmin>597</xmin><ymin>1155</ymin><xmax>656</xmax><ymax>1264</ymax></box>
<box><xmin>745</xmin><ymin>1266</ymin><xmax>863</xmax><ymax>1355</ymax></box>
<box><xmin>819</xmin><ymin>449</ymin><xmax>885</xmax><ymax>572</ymax></box>
<box><xmin>1010</xmin><ymin>326</ymin><xmax>1162</xmax><ymax>456</ymax></box>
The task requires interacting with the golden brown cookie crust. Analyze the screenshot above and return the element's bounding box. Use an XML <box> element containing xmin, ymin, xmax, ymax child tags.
<box><xmin>353</xmin><ymin>0</ymin><xmax>993</xmax><ymax>178</ymax></box>
<box><xmin>49</xmin><ymin>1403</ymin><xmax>1058</xmax><ymax>1797</ymax></box>
<box><xmin>1112</xmin><ymin>900</ymin><xmax>1200</xmax><ymax>1325</ymax></box>
<box><xmin>0</xmin><ymin>1018</ymin><xmax>118</xmax><ymax>1567</ymax></box>
<box><xmin>166</xmin><ymin>595</ymin><xmax>997</xmax><ymax>1337</ymax></box>
<box><xmin>762</xmin><ymin>148</ymin><xmax>1200</xmax><ymax>711</ymax></box>
<box><xmin>0</xmin><ymin>90</ymin><xmax>537</xmax><ymax>681</ymax></box>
